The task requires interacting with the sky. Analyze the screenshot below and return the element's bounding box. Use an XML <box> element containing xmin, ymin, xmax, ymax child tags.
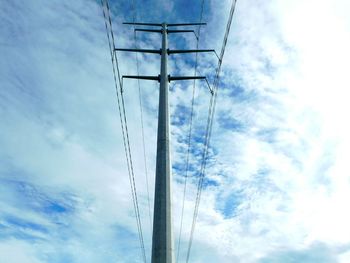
<box><xmin>1</xmin><ymin>0</ymin><xmax>350</xmax><ymax>262</ymax></box>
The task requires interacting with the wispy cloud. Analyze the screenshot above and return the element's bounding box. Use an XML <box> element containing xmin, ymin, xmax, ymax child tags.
<box><xmin>1</xmin><ymin>0</ymin><xmax>350</xmax><ymax>262</ymax></box>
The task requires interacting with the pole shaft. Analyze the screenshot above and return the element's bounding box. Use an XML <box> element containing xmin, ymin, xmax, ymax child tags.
<box><xmin>151</xmin><ymin>23</ymin><xmax>174</xmax><ymax>263</ymax></box>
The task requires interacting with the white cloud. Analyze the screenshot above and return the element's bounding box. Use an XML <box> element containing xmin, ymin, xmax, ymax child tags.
<box><xmin>1</xmin><ymin>0</ymin><xmax>350</xmax><ymax>262</ymax></box>
<box><xmin>0</xmin><ymin>239</ymin><xmax>43</xmax><ymax>263</ymax></box>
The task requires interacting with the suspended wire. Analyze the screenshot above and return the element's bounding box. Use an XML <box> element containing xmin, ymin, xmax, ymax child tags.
<box><xmin>176</xmin><ymin>0</ymin><xmax>206</xmax><ymax>262</ymax></box>
<box><xmin>131</xmin><ymin>0</ymin><xmax>153</xmax><ymax>234</ymax></box>
<box><xmin>100</xmin><ymin>1</ymin><xmax>147</xmax><ymax>263</ymax></box>
<box><xmin>186</xmin><ymin>1</ymin><xmax>238</xmax><ymax>262</ymax></box>
<box><xmin>120</xmin><ymin>81</ymin><xmax>147</xmax><ymax>263</ymax></box>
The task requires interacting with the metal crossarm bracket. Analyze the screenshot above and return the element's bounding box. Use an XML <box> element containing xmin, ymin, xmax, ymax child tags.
<box><xmin>135</xmin><ymin>29</ymin><xmax>198</xmax><ymax>40</ymax></box>
<box><xmin>115</xmin><ymin>48</ymin><xmax>161</xmax><ymax>54</ymax></box>
<box><xmin>167</xmin><ymin>23</ymin><xmax>207</xmax><ymax>27</ymax></box>
<box><xmin>115</xmin><ymin>48</ymin><xmax>215</xmax><ymax>55</ymax></box>
<box><xmin>124</xmin><ymin>22</ymin><xmax>206</xmax><ymax>27</ymax></box>
<box><xmin>168</xmin><ymin>75</ymin><xmax>213</xmax><ymax>93</ymax></box>
<box><xmin>134</xmin><ymin>29</ymin><xmax>196</xmax><ymax>33</ymax></box>
<box><xmin>168</xmin><ymin>75</ymin><xmax>205</xmax><ymax>82</ymax></box>
<box><xmin>123</xmin><ymin>22</ymin><xmax>162</xmax><ymax>26</ymax></box>
<box><xmin>123</xmin><ymin>75</ymin><xmax>160</xmax><ymax>81</ymax></box>
<box><xmin>135</xmin><ymin>29</ymin><xmax>162</xmax><ymax>33</ymax></box>
<box><xmin>167</xmin><ymin>29</ymin><xmax>195</xmax><ymax>34</ymax></box>
<box><xmin>168</xmin><ymin>49</ymin><xmax>215</xmax><ymax>54</ymax></box>
<box><xmin>122</xmin><ymin>75</ymin><xmax>207</xmax><ymax>84</ymax></box>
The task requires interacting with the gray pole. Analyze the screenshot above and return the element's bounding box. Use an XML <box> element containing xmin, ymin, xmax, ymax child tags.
<box><xmin>151</xmin><ymin>23</ymin><xmax>174</xmax><ymax>263</ymax></box>
<box><xmin>116</xmin><ymin>21</ymin><xmax>211</xmax><ymax>263</ymax></box>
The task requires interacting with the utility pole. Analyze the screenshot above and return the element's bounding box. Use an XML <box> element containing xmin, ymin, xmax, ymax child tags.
<box><xmin>152</xmin><ymin>22</ymin><xmax>173</xmax><ymax>263</ymax></box>
<box><xmin>116</xmin><ymin>22</ymin><xmax>214</xmax><ymax>263</ymax></box>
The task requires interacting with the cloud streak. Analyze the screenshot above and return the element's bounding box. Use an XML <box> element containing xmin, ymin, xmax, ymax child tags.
<box><xmin>1</xmin><ymin>0</ymin><xmax>350</xmax><ymax>262</ymax></box>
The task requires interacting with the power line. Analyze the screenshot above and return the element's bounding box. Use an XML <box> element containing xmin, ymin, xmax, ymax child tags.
<box><xmin>176</xmin><ymin>0</ymin><xmax>206</xmax><ymax>262</ymax></box>
<box><xmin>131</xmin><ymin>0</ymin><xmax>153</xmax><ymax>234</ymax></box>
<box><xmin>100</xmin><ymin>1</ymin><xmax>147</xmax><ymax>263</ymax></box>
<box><xmin>185</xmin><ymin>1</ymin><xmax>238</xmax><ymax>262</ymax></box>
<box><xmin>120</xmin><ymin>80</ymin><xmax>147</xmax><ymax>263</ymax></box>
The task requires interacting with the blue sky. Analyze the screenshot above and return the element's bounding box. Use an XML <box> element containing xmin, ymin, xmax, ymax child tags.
<box><xmin>1</xmin><ymin>0</ymin><xmax>350</xmax><ymax>262</ymax></box>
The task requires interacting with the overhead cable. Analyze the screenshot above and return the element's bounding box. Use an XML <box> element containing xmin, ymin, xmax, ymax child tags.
<box><xmin>100</xmin><ymin>1</ymin><xmax>147</xmax><ymax>263</ymax></box>
<box><xmin>176</xmin><ymin>0</ymin><xmax>206</xmax><ymax>262</ymax></box>
<box><xmin>186</xmin><ymin>1</ymin><xmax>238</xmax><ymax>262</ymax></box>
<box><xmin>131</xmin><ymin>0</ymin><xmax>153</xmax><ymax>235</ymax></box>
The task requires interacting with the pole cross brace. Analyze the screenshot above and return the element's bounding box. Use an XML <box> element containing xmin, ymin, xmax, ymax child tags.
<box><xmin>115</xmin><ymin>48</ymin><xmax>216</xmax><ymax>55</ymax></box>
<box><xmin>168</xmin><ymin>76</ymin><xmax>205</xmax><ymax>82</ymax></box>
<box><xmin>122</xmin><ymin>75</ymin><xmax>213</xmax><ymax>93</ymax></box>
<box><xmin>135</xmin><ymin>29</ymin><xmax>162</xmax><ymax>33</ymax></box>
<box><xmin>122</xmin><ymin>75</ymin><xmax>205</xmax><ymax>83</ymax></box>
<box><xmin>167</xmin><ymin>49</ymin><xmax>215</xmax><ymax>54</ymax></box>
<box><xmin>123</xmin><ymin>75</ymin><xmax>160</xmax><ymax>81</ymax></box>
<box><xmin>135</xmin><ymin>29</ymin><xmax>197</xmax><ymax>34</ymax></box>
<box><xmin>123</xmin><ymin>22</ymin><xmax>207</xmax><ymax>27</ymax></box>
<box><xmin>115</xmin><ymin>48</ymin><xmax>161</xmax><ymax>54</ymax></box>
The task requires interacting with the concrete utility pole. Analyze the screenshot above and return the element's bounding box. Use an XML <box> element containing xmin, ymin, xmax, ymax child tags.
<box><xmin>152</xmin><ymin>22</ymin><xmax>173</xmax><ymax>263</ymax></box>
<box><xmin>116</xmin><ymin>22</ymin><xmax>214</xmax><ymax>263</ymax></box>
